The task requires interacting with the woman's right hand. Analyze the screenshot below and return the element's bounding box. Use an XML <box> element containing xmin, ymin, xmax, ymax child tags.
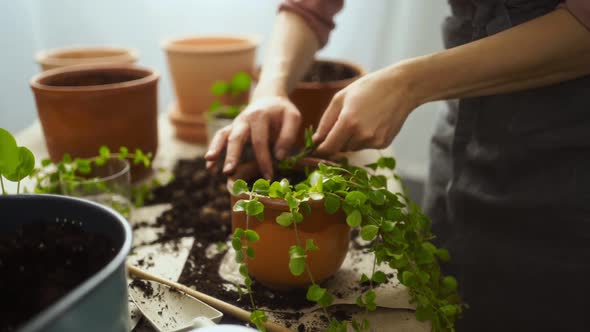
<box><xmin>204</xmin><ymin>95</ymin><xmax>302</xmax><ymax>180</ymax></box>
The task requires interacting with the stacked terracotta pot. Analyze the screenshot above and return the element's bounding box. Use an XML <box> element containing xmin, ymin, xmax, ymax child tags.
<box><xmin>30</xmin><ymin>47</ymin><xmax>158</xmax><ymax>181</ymax></box>
<box><xmin>162</xmin><ymin>36</ymin><xmax>260</xmax><ymax>144</ymax></box>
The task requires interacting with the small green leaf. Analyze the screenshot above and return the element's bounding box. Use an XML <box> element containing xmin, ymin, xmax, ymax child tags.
<box><xmin>249</xmin><ymin>310</ymin><xmax>267</xmax><ymax>332</ymax></box>
<box><xmin>235</xmin><ymin>250</ymin><xmax>244</xmax><ymax>263</ymax></box>
<box><xmin>288</xmin><ymin>245</ymin><xmax>306</xmax><ymax>276</ymax></box>
<box><xmin>324</xmin><ymin>194</ymin><xmax>341</xmax><ymax>214</ymax></box>
<box><xmin>41</xmin><ymin>158</ymin><xmax>52</xmax><ymax>167</ymax></box>
<box><xmin>370</xmin><ymin>175</ymin><xmax>387</xmax><ymax>188</ymax></box>
<box><xmin>252</xmin><ymin>179</ymin><xmax>269</xmax><ymax>194</ymax></box>
<box><xmin>231</xmin><ymin>179</ymin><xmax>249</xmax><ymax>195</ymax></box>
<box><xmin>285</xmin><ymin>193</ymin><xmax>299</xmax><ymax>209</ymax></box>
<box><xmin>0</xmin><ymin>128</ymin><xmax>19</xmax><ymax>176</ymax></box>
<box><xmin>239</xmin><ymin>264</ymin><xmax>249</xmax><ymax>277</ymax></box>
<box><xmin>415</xmin><ymin>305</ymin><xmax>434</xmax><ymax>322</ymax></box>
<box><xmin>276</xmin><ymin>212</ymin><xmax>293</xmax><ymax>227</ymax></box>
<box><xmin>306</xmin><ymin>284</ymin><xmax>327</xmax><ymax>302</ymax></box>
<box><xmin>401</xmin><ymin>271</ymin><xmax>417</xmax><ymax>287</ymax></box>
<box><xmin>211</xmin><ymin>80</ymin><xmax>228</xmax><ymax>96</ymax></box>
<box><xmin>269</xmin><ymin>181</ymin><xmax>284</xmax><ymax>198</ymax></box>
<box><xmin>304</xmin><ymin>126</ymin><xmax>314</xmax><ymax>149</ymax></box>
<box><xmin>441</xmin><ymin>276</ymin><xmax>458</xmax><ymax>293</ymax></box>
<box><xmin>3</xmin><ymin>147</ymin><xmax>35</xmax><ymax>182</ymax></box>
<box><xmin>360</xmin><ymin>224</ymin><xmax>379</xmax><ymax>241</ymax></box>
<box><xmin>377</xmin><ymin>157</ymin><xmax>396</xmax><ymax>170</ymax></box>
<box><xmin>305</xmin><ymin>239</ymin><xmax>319</xmax><ymax>251</ymax></box>
<box><xmin>346</xmin><ymin>209</ymin><xmax>362</xmax><ymax>227</ymax></box>
<box><xmin>62</xmin><ymin>153</ymin><xmax>72</xmax><ymax>164</ymax></box>
<box><xmin>99</xmin><ymin>146</ymin><xmax>110</xmax><ymax>158</ymax></box>
<box><xmin>292</xmin><ymin>210</ymin><xmax>303</xmax><ymax>223</ymax></box>
<box><xmin>246</xmin><ymin>246</ymin><xmax>255</xmax><ymax>258</ymax></box>
<box><xmin>245</xmin><ymin>200</ymin><xmax>264</xmax><ymax>216</ymax></box>
<box><xmin>345</xmin><ymin>191</ymin><xmax>367</xmax><ymax>207</ymax></box>
<box><xmin>244</xmin><ymin>229</ymin><xmax>260</xmax><ymax>242</ymax></box>
<box><xmin>233</xmin><ymin>199</ymin><xmax>248</xmax><ymax>212</ymax></box>
<box><xmin>230</xmin><ymin>72</ymin><xmax>252</xmax><ymax>93</ymax></box>
<box><xmin>360</xmin><ymin>274</ymin><xmax>370</xmax><ymax>283</ymax></box>
<box><xmin>381</xmin><ymin>220</ymin><xmax>396</xmax><ymax>232</ymax></box>
<box><xmin>372</xmin><ymin>271</ymin><xmax>387</xmax><ymax>284</ymax></box>
<box><xmin>440</xmin><ymin>304</ymin><xmax>458</xmax><ymax>317</ymax></box>
<box><xmin>209</xmin><ymin>100</ymin><xmax>222</xmax><ymax>112</ymax></box>
<box><xmin>231</xmin><ymin>237</ymin><xmax>242</xmax><ymax>251</ymax></box>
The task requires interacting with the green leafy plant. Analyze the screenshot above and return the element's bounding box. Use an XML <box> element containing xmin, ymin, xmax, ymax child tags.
<box><xmin>32</xmin><ymin>146</ymin><xmax>156</xmax><ymax>208</ymax></box>
<box><xmin>0</xmin><ymin>128</ymin><xmax>36</xmax><ymax>194</ymax></box>
<box><xmin>231</xmin><ymin>130</ymin><xmax>464</xmax><ymax>331</ymax></box>
<box><xmin>208</xmin><ymin>72</ymin><xmax>252</xmax><ymax>119</ymax></box>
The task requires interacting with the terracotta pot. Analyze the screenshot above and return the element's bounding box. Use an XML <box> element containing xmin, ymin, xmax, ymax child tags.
<box><xmin>30</xmin><ymin>64</ymin><xmax>159</xmax><ymax>182</ymax></box>
<box><xmin>36</xmin><ymin>46</ymin><xmax>138</xmax><ymax>71</ymax></box>
<box><xmin>289</xmin><ymin>59</ymin><xmax>365</xmax><ymax>146</ymax></box>
<box><xmin>163</xmin><ymin>35</ymin><xmax>259</xmax><ymax>144</ymax></box>
<box><xmin>228</xmin><ymin>158</ymin><xmax>349</xmax><ymax>289</ymax></box>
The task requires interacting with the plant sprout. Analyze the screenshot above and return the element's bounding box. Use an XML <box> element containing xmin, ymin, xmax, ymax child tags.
<box><xmin>0</xmin><ymin>128</ymin><xmax>36</xmax><ymax>194</ymax></box>
<box><xmin>208</xmin><ymin>72</ymin><xmax>252</xmax><ymax>119</ymax></box>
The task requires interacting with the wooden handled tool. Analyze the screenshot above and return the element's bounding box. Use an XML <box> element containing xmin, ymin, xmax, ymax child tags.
<box><xmin>127</xmin><ymin>264</ymin><xmax>292</xmax><ymax>332</ymax></box>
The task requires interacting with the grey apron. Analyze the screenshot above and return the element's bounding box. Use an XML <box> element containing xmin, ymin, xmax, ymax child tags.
<box><xmin>423</xmin><ymin>1</ymin><xmax>590</xmax><ymax>330</ymax></box>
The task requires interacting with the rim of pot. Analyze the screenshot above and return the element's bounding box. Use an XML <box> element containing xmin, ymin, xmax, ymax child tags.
<box><xmin>161</xmin><ymin>34</ymin><xmax>261</xmax><ymax>54</ymax></box>
<box><xmin>293</xmin><ymin>58</ymin><xmax>366</xmax><ymax>89</ymax></box>
<box><xmin>227</xmin><ymin>157</ymin><xmax>338</xmax><ymax>210</ymax></box>
<box><xmin>36</xmin><ymin>46</ymin><xmax>139</xmax><ymax>67</ymax></box>
<box><xmin>30</xmin><ymin>64</ymin><xmax>159</xmax><ymax>93</ymax></box>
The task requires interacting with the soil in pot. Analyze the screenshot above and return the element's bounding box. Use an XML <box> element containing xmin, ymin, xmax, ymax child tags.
<box><xmin>0</xmin><ymin>221</ymin><xmax>116</xmax><ymax>332</ymax></box>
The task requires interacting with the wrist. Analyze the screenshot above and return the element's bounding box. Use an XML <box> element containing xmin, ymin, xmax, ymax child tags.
<box><xmin>252</xmin><ymin>73</ymin><xmax>289</xmax><ymax>101</ymax></box>
<box><xmin>386</xmin><ymin>55</ymin><xmax>442</xmax><ymax>107</ymax></box>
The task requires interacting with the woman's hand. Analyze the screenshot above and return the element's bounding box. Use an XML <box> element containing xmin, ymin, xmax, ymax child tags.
<box><xmin>204</xmin><ymin>95</ymin><xmax>302</xmax><ymax>180</ymax></box>
<box><xmin>313</xmin><ymin>64</ymin><xmax>422</xmax><ymax>155</ymax></box>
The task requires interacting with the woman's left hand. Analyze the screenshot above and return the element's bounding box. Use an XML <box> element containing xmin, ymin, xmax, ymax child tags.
<box><xmin>313</xmin><ymin>64</ymin><xmax>422</xmax><ymax>155</ymax></box>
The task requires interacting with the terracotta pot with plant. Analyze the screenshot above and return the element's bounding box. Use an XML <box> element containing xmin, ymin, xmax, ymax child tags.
<box><xmin>162</xmin><ymin>35</ymin><xmax>259</xmax><ymax>143</ymax></box>
<box><xmin>36</xmin><ymin>46</ymin><xmax>138</xmax><ymax>71</ymax></box>
<box><xmin>290</xmin><ymin>59</ymin><xmax>365</xmax><ymax>146</ymax></box>
<box><xmin>226</xmin><ymin>129</ymin><xmax>465</xmax><ymax>332</ymax></box>
<box><xmin>30</xmin><ymin>64</ymin><xmax>159</xmax><ymax>181</ymax></box>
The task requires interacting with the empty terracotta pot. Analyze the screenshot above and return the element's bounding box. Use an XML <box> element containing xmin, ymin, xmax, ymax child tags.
<box><xmin>290</xmin><ymin>59</ymin><xmax>365</xmax><ymax>146</ymax></box>
<box><xmin>36</xmin><ymin>47</ymin><xmax>138</xmax><ymax>71</ymax></box>
<box><xmin>162</xmin><ymin>35</ymin><xmax>259</xmax><ymax>144</ymax></box>
<box><xmin>228</xmin><ymin>158</ymin><xmax>349</xmax><ymax>289</ymax></box>
<box><xmin>30</xmin><ymin>64</ymin><xmax>159</xmax><ymax>181</ymax></box>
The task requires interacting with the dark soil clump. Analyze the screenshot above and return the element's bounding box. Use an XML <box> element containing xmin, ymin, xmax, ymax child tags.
<box><xmin>130</xmin><ymin>279</ymin><xmax>155</xmax><ymax>298</ymax></box>
<box><xmin>0</xmin><ymin>221</ymin><xmax>116</xmax><ymax>332</ymax></box>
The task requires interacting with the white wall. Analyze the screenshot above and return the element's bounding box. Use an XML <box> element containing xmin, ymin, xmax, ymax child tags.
<box><xmin>0</xmin><ymin>0</ymin><xmax>450</xmax><ymax>180</ymax></box>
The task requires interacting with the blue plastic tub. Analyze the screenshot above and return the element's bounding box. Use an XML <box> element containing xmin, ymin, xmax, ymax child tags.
<box><xmin>0</xmin><ymin>194</ymin><xmax>132</xmax><ymax>332</ymax></box>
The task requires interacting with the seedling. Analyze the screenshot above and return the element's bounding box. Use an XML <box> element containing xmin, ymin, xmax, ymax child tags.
<box><xmin>231</xmin><ymin>130</ymin><xmax>464</xmax><ymax>332</ymax></box>
<box><xmin>33</xmin><ymin>146</ymin><xmax>155</xmax><ymax>208</ymax></box>
<box><xmin>208</xmin><ymin>72</ymin><xmax>252</xmax><ymax>119</ymax></box>
<box><xmin>0</xmin><ymin>128</ymin><xmax>36</xmax><ymax>194</ymax></box>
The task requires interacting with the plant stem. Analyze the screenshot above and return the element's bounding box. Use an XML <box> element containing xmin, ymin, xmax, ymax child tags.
<box><xmin>0</xmin><ymin>176</ymin><xmax>6</xmax><ymax>195</ymax></box>
<box><xmin>245</xmin><ymin>194</ymin><xmax>257</xmax><ymax>311</ymax></box>
<box><xmin>16</xmin><ymin>181</ymin><xmax>20</xmax><ymax>194</ymax></box>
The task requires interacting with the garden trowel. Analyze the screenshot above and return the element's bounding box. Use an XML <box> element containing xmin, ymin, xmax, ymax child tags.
<box><xmin>129</xmin><ymin>279</ymin><xmax>223</xmax><ymax>332</ymax></box>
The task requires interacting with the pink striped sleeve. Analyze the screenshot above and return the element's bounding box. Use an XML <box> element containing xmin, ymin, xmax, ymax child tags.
<box><xmin>562</xmin><ymin>0</ymin><xmax>590</xmax><ymax>30</ymax></box>
<box><xmin>278</xmin><ymin>0</ymin><xmax>344</xmax><ymax>48</ymax></box>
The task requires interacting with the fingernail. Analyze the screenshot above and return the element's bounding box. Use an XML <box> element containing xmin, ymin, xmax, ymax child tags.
<box><xmin>275</xmin><ymin>148</ymin><xmax>286</xmax><ymax>160</ymax></box>
<box><xmin>206</xmin><ymin>161</ymin><xmax>213</xmax><ymax>169</ymax></box>
<box><xmin>205</xmin><ymin>150</ymin><xmax>213</xmax><ymax>158</ymax></box>
<box><xmin>223</xmin><ymin>162</ymin><xmax>233</xmax><ymax>173</ymax></box>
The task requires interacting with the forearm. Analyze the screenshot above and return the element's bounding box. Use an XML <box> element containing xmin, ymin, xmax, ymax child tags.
<box><xmin>402</xmin><ymin>8</ymin><xmax>590</xmax><ymax>104</ymax></box>
<box><xmin>254</xmin><ymin>11</ymin><xmax>319</xmax><ymax>99</ymax></box>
